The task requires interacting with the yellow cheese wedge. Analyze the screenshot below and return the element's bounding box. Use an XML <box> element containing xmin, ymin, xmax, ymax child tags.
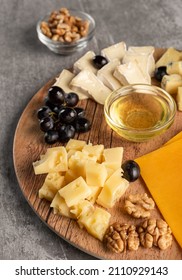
<box><xmin>135</xmin><ymin>137</ymin><xmax>182</xmax><ymax>248</ymax></box>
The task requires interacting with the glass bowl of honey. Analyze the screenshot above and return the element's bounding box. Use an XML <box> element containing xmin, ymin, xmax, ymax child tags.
<box><xmin>104</xmin><ymin>84</ymin><xmax>176</xmax><ymax>142</ymax></box>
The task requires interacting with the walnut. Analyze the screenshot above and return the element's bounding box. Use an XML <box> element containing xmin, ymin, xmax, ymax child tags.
<box><xmin>124</xmin><ymin>193</ymin><xmax>155</xmax><ymax>219</ymax></box>
<box><xmin>127</xmin><ymin>225</ymin><xmax>140</xmax><ymax>251</ymax></box>
<box><xmin>138</xmin><ymin>218</ymin><xmax>172</xmax><ymax>250</ymax></box>
<box><xmin>103</xmin><ymin>222</ymin><xmax>139</xmax><ymax>253</ymax></box>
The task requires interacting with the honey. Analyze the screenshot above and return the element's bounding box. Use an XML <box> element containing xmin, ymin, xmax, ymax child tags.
<box><xmin>109</xmin><ymin>93</ymin><xmax>167</xmax><ymax>131</ymax></box>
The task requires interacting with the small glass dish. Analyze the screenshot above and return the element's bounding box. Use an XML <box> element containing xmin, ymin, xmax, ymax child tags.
<box><xmin>104</xmin><ymin>84</ymin><xmax>177</xmax><ymax>142</ymax></box>
<box><xmin>36</xmin><ymin>9</ymin><xmax>95</xmax><ymax>55</ymax></box>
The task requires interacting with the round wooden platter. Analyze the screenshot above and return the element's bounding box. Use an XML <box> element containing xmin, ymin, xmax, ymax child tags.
<box><xmin>13</xmin><ymin>48</ymin><xmax>182</xmax><ymax>260</ymax></box>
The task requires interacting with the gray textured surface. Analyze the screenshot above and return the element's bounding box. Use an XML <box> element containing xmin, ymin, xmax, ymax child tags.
<box><xmin>0</xmin><ymin>0</ymin><xmax>182</xmax><ymax>260</ymax></box>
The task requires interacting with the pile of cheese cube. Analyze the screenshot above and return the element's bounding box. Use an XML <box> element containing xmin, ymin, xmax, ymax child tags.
<box><xmin>54</xmin><ymin>41</ymin><xmax>155</xmax><ymax>105</ymax></box>
<box><xmin>33</xmin><ymin>139</ymin><xmax>129</xmax><ymax>241</ymax></box>
<box><xmin>156</xmin><ymin>47</ymin><xmax>182</xmax><ymax>111</ymax></box>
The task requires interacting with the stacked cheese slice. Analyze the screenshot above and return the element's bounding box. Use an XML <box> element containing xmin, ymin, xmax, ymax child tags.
<box><xmin>135</xmin><ymin>132</ymin><xmax>182</xmax><ymax>248</ymax></box>
<box><xmin>54</xmin><ymin>41</ymin><xmax>155</xmax><ymax>105</ymax></box>
<box><xmin>33</xmin><ymin>139</ymin><xmax>129</xmax><ymax>241</ymax></box>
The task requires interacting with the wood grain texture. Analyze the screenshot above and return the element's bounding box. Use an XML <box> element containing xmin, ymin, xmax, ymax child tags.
<box><xmin>13</xmin><ymin>49</ymin><xmax>182</xmax><ymax>260</ymax></box>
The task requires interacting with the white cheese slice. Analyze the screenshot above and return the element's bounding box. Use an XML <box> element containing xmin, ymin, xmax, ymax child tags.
<box><xmin>122</xmin><ymin>51</ymin><xmax>151</xmax><ymax>84</ymax></box>
<box><xmin>101</xmin><ymin>41</ymin><xmax>126</xmax><ymax>62</ymax></box>
<box><xmin>113</xmin><ymin>61</ymin><xmax>150</xmax><ymax>85</ymax></box>
<box><xmin>97</xmin><ymin>59</ymin><xmax>122</xmax><ymax>90</ymax></box>
<box><xmin>70</xmin><ymin>70</ymin><xmax>111</xmax><ymax>105</ymax></box>
<box><xmin>53</xmin><ymin>69</ymin><xmax>88</xmax><ymax>100</ymax></box>
<box><xmin>128</xmin><ymin>46</ymin><xmax>155</xmax><ymax>77</ymax></box>
<box><xmin>73</xmin><ymin>51</ymin><xmax>97</xmax><ymax>74</ymax></box>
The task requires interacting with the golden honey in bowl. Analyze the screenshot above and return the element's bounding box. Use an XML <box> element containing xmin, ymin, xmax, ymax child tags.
<box><xmin>104</xmin><ymin>84</ymin><xmax>176</xmax><ymax>142</ymax></box>
<box><xmin>109</xmin><ymin>93</ymin><xmax>165</xmax><ymax>130</ymax></box>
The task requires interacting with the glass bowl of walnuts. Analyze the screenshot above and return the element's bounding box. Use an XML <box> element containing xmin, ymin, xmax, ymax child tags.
<box><xmin>36</xmin><ymin>7</ymin><xmax>96</xmax><ymax>54</ymax></box>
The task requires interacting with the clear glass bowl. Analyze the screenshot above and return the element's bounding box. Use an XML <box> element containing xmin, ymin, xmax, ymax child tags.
<box><xmin>36</xmin><ymin>9</ymin><xmax>95</xmax><ymax>55</ymax></box>
<box><xmin>104</xmin><ymin>84</ymin><xmax>177</xmax><ymax>142</ymax></box>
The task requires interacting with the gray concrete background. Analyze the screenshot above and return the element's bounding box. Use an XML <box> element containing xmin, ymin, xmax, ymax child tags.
<box><xmin>0</xmin><ymin>0</ymin><xmax>182</xmax><ymax>260</ymax></box>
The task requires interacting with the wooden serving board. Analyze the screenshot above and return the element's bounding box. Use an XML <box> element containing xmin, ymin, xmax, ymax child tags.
<box><xmin>13</xmin><ymin>48</ymin><xmax>182</xmax><ymax>259</ymax></box>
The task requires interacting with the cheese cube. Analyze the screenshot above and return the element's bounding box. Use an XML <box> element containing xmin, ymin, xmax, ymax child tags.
<box><xmin>53</xmin><ymin>69</ymin><xmax>88</xmax><ymax>100</ymax></box>
<box><xmin>68</xmin><ymin>151</ymin><xmax>97</xmax><ymax>178</ymax></box>
<box><xmin>156</xmin><ymin>47</ymin><xmax>182</xmax><ymax>68</ymax></box>
<box><xmin>65</xmin><ymin>139</ymin><xmax>86</xmax><ymax>152</ymax></box>
<box><xmin>70</xmin><ymin>199</ymin><xmax>94</xmax><ymax>219</ymax></box>
<box><xmin>38</xmin><ymin>172</ymin><xmax>65</xmax><ymax>201</ymax></box>
<box><xmin>82</xmin><ymin>144</ymin><xmax>104</xmax><ymax>162</ymax></box>
<box><xmin>102</xmin><ymin>147</ymin><xmax>123</xmax><ymax>170</ymax></box>
<box><xmin>44</xmin><ymin>172</ymin><xmax>65</xmax><ymax>191</ymax></box>
<box><xmin>67</xmin><ymin>149</ymin><xmax>77</xmax><ymax>159</ymax></box>
<box><xmin>86</xmin><ymin>161</ymin><xmax>108</xmax><ymax>187</ymax></box>
<box><xmin>122</xmin><ymin>52</ymin><xmax>151</xmax><ymax>83</ymax></box>
<box><xmin>101</xmin><ymin>41</ymin><xmax>126</xmax><ymax>61</ymax></box>
<box><xmin>177</xmin><ymin>87</ymin><xmax>182</xmax><ymax>111</ymax></box>
<box><xmin>39</xmin><ymin>184</ymin><xmax>56</xmax><ymax>201</ymax></box>
<box><xmin>78</xmin><ymin>206</ymin><xmax>111</xmax><ymax>241</ymax></box>
<box><xmin>167</xmin><ymin>61</ymin><xmax>182</xmax><ymax>75</ymax></box>
<box><xmin>97</xmin><ymin>59</ymin><xmax>122</xmax><ymax>90</ymax></box>
<box><xmin>96</xmin><ymin>168</ymin><xmax>129</xmax><ymax>208</ymax></box>
<box><xmin>127</xmin><ymin>46</ymin><xmax>155</xmax><ymax>77</ymax></box>
<box><xmin>161</xmin><ymin>74</ymin><xmax>182</xmax><ymax>94</ymax></box>
<box><xmin>58</xmin><ymin>177</ymin><xmax>91</xmax><ymax>207</ymax></box>
<box><xmin>70</xmin><ymin>70</ymin><xmax>111</xmax><ymax>105</ymax></box>
<box><xmin>73</xmin><ymin>51</ymin><xmax>97</xmax><ymax>74</ymax></box>
<box><xmin>86</xmin><ymin>186</ymin><xmax>102</xmax><ymax>203</ymax></box>
<box><xmin>50</xmin><ymin>192</ymin><xmax>74</xmax><ymax>218</ymax></box>
<box><xmin>33</xmin><ymin>147</ymin><xmax>68</xmax><ymax>174</ymax></box>
<box><xmin>64</xmin><ymin>169</ymin><xmax>77</xmax><ymax>184</ymax></box>
<box><xmin>114</xmin><ymin>61</ymin><xmax>150</xmax><ymax>85</ymax></box>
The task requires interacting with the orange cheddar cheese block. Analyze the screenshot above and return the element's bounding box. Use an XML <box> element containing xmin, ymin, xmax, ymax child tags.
<box><xmin>135</xmin><ymin>136</ymin><xmax>182</xmax><ymax>248</ymax></box>
<box><xmin>164</xmin><ymin>131</ymin><xmax>182</xmax><ymax>146</ymax></box>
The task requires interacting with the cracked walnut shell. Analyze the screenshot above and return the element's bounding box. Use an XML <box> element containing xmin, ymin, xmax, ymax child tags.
<box><xmin>124</xmin><ymin>193</ymin><xmax>155</xmax><ymax>219</ymax></box>
<box><xmin>103</xmin><ymin>222</ymin><xmax>140</xmax><ymax>253</ymax></box>
<box><xmin>138</xmin><ymin>218</ymin><xmax>172</xmax><ymax>250</ymax></box>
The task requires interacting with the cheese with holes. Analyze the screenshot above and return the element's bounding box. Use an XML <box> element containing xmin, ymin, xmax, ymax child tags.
<box><xmin>70</xmin><ymin>70</ymin><xmax>111</xmax><ymax>104</ymax></box>
<box><xmin>78</xmin><ymin>206</ymin><xmax>111</xmax><ymax>241</ymax></box>
<box><xmin>86</xmin><ymin>161</ymin><xmax>108</xmax><ymax>187</ymax></box>
<box><xmin>39</xmin><ymin>184</ymin><xmax>56</xmax><ymax>201</ymax></box>
<box><xmin>114</xmin><ymin>61</ymin><xmax>150</xmax><ymax>85</ymax></box>
<box><xmin>97</xmin><ymin>59</ymin><xmax>122</xmax><ymax>90</ymax></box>
<box><xmin>167</xmin><ymin>61</ymin><xmax>182</xmax><ymax>75</ymax></box>
<box><xmin>161</xmin><ymin>74</ymin><xmax>182</xmax><ymax>94</ymax></box>
<box><xmin>50</xmin><ymin>192</ymin><xmax>74</xmax><ymax>218</ymax></box>
<box><xmin>155</xmin><ymin>47</ymin><xmax>182</xmax><ymax>68</ymax></box>
<box><xmin>102</xmin><ymin>147</ymin><xmax>123</xmax><ymax>170</ymax></box>
<box><xmin>66</xmin><ymin>139</ymin><xmax>86</xmax><ymax>152</ymax></box>
<box><xmin>82</xmin><ymin>144</ymin><xmax>104</xmax><ymax>163</ymax></box>
<box><xmin>101</xmin><ymin>41</ymin><xmax>126</xmax><ymax>61</ymax></box>
<box><xmin>39</xmin><ymin>172</ymin><xmax>65</xmax><ymax>201</ymax></box>
<box><xmin>135</xmin><ymin>136</ymin><xmax>182</xmax><ymax>248</ymax></box>
<box><xmin>33</xmin><ymin>147</ymin><xmax>68</xmax><ymax>174</ymax></box>
<box><xmin>68</xmin><ymin>151</ymin><xmax>97</xmax><ymax>178</ymax></box>
<box><xmin>86</xmin><ymin>186</ymin><xmax>102</xmax><ymax>203</ymax></box>
<box><xmin>96</xmin><ymin>168</ymin><xmax>129</xmax><ymax>208</ymax></box>
<box><xmin>53</xmin><ymin>69</ymin><xmax>88</xmax><ymax>100</ymax></box>
<box><xmin>70</xmin><ymin>199</ymin><xmax>94</xmax><ymax>219</ymax></box>
<box><xmin>58</xmin><ymin>176</ymin><xmax>91</xmax><ymax>207</ymax></box>
<box><xmin>73</xmin><ymin>51</ymin><xmax>97</xmax><ymax>74</ymax></box>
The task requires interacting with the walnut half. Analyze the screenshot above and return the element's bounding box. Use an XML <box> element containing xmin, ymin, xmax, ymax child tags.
<box><xmin>103</xmin><ymin>222</ymin><xmax>139</xmax><ymax>253</ymax></box>
<box><xmin>124</xmin><ymin>193</ymin><xmax>155</xmax><ymax>219</ymax></box>
<box><xmin>137</xmin><ymin>218</ymin><xmax>172</xmax><ymax>250</ymax></box>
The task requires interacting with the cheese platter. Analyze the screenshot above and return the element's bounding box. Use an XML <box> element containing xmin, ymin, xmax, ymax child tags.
<box><xmin>13</xmin><ymin>45</ymin><xmax>182</xmax><ymax>259</ymax></box>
